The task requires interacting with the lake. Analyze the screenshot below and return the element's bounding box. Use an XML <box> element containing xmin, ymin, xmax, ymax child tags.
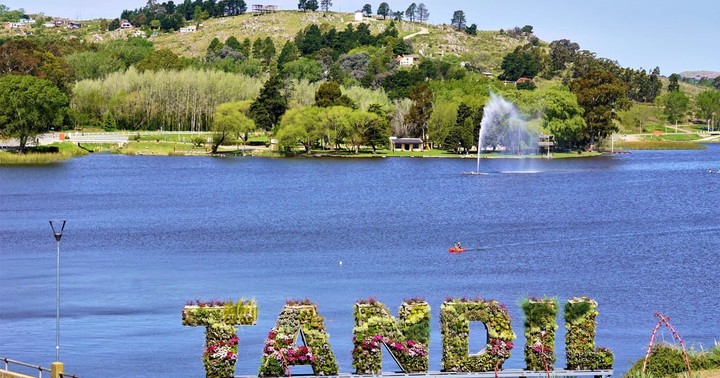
<box><xmin>1</xmin><ymin>146</ymin><xmax>719</xmax><ymax>377</ymax></box>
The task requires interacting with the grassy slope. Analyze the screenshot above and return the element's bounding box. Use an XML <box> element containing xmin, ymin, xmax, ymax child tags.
<box><xmin>147</xmin><ymin>10</ymin><xmax>524</xmax><ymax>74</ymax></box>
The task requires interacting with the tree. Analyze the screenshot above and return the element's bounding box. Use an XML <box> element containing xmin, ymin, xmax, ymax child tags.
<box><xmin>362</xmin><ymin>4</ymin><xmax>372</xmax><ymax>16</ymax></box>
<box><xmin>304</xmin><ymin>0</ymin><xmax>319</xmax><ymax>11</ymax></box>
<box><xmin>320</xmin><ymin>0</ymin><xmax>332</xmax><ymax>12</ymax></box>
<box><xmin>450</xmin><ymin>10</ymin><xmax>466</xmax><ymax>31</ymax></box>
<box><xmin>261</xmin><ymin>37</ymin><xmax>276</xmax><ymax>64</ymax></box>
<box><xmin>695</xmin><ymin>90</ymin><xmax>720</xmax><ymax>131</ymax></box>
<box><xmin>225</xmin><ymin>36</ymin><xmax>241</xmax><ymax>51</ymax></box>
<box><xmin>464</xmin><ymin>23</ymin><xmax>477</xmax><ymax>36</ymax></box>
<box><xmin>315</xmin><ymin>81</ymin><xmax>356</xmax><ymax>107</ymax></box>
<box><xmin>549</xmin><ymin>39</ymin><xmax>580</xmax><ymax>72</ymax></box>
<box><xmin>406</xmin><ymin>83</ymin><xmax>433</xmax><ymax>143</ymax></box>
<box><xmin>277</xmin><ymin>41</ymin><xmax>299</xmax><ymax>69</ymax></box>
<box><xmin>392</xmin><ymin>11</ymin><xmax>403</xmax><ymax>20</ymax></box>
<box><xmin>539</xmin><ymin>87</ymin><xmax>586</xmax><ymax>149</ymax></box>
<box><xmin>0</xmin><ymin>75</ymin><xmax>68</xmax><ymax>152</ymax></box>
<box><xmin>346</xmin><ymin>110</ymin><xmax>387</xmax><ymax>153</ymax></box>
<box><xmin>570</xmin><ymin>69</ymin><xmax>630</xmax><ymax>149</ymax></box>
<box><xmin>405</xmin><ymin>3</ymin><xmax>416</xmax><ymax>22</ymax></box>
<box><xmin>250</xmin><ymin>74</ymin><xmax>288</xmax><ymax>131</ymax></box>
<box><xmin>521</xmin><ymin>25</ymin><xmax>533</xmax><ymax>34</ymax></box>
<box><xmin>282</xmin><ymin>57</ymin><xmax>323</xmax><ymax>82</ymax></box>
<box><xmin>500</xmin><ymin>45</ymin><xmax>542</xmax><ymax>81</ymax></box>
<box><xmin>377</xmin><ymin>2</ymin><xmax>390</xmax><ymax>19</ymax></box>
<box><xmin>663</xmin><ymin>90</ymin><xmax>689</xmax><ymax>127</ymax></box>
<box><xmin>211</xmin><ymin>101</ymin><xmax>255</xmax><ymax>153</ymax></box>
<box><xmin>668</xmin><ymin>73</ymin><xmax>680</xmax><ymax>92</ymax></box>
<box><xmin>135</xmin><ymin>49</ymin><xmax>186</xmax><ymax>72</ymax></box>
<box><xmin>275</xmin><ymin>106</ymin><xmax>324</xmax><ymax>152</ymax></box>
<box><xmin>415</xmin><ymin>3</ymin><xmax>429</xmax><ymax>23</ymax></box>
<box><xmin>444</xmin><ymin>102</ymin><xmax>475</xmax><ymax>153</ymax></box>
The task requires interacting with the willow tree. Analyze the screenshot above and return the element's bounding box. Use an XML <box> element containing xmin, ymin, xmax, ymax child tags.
<box><xmin>211</xmin><ymin>101</ymin><xmax>255</xmax><ymax>153</ymax></box>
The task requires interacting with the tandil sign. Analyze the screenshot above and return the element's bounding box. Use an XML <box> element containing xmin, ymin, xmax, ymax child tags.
<box><xmin>182</xmin><ymin>296</ymin><xmax>613</xmax><ymax>378</ymax></box>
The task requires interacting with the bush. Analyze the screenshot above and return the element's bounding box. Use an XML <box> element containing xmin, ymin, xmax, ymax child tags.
<box><xmin>191</xmin><ymin>136</ymin><xmax>206</xmax><ymax>147</ymax></box>
<box><xmin>625</xmin><ymin>344</ymin><xmax>720</xmax><ymax>378</ymax></box>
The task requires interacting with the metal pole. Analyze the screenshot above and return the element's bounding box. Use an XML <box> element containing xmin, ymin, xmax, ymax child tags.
<box><xmin>55</xmin><ymin>238</ymin><xmax>60</xmax><ymax>362</ymax></box>
<box><xmin>49</xmin><ymin>220</ymin><xmax>65</xmax><ymax>362</ymax></box>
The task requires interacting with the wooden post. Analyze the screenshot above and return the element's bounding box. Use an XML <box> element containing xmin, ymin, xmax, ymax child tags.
<box><xmin>51</xmin><ymin>361</ymin><xmax>64</xmax><ymax>378</ymax></box>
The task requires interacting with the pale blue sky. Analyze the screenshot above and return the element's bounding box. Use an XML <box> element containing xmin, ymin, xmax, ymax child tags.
<box><xmin>4</xmin><ymin>0</ymin><xmax>719</xmax><ymax>75</ymax></box>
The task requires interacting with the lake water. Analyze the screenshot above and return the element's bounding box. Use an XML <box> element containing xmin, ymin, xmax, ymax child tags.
<box><xmin>1</xmin><ymin>146</ymin><xmax>719</xmax><ymax>377</ymax></box>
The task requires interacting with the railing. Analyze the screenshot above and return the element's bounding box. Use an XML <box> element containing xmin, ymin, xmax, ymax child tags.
<box><xmin>1</xmin><ymin>358</ymin><xmax>78</xmax><ymax>378</ymax></box>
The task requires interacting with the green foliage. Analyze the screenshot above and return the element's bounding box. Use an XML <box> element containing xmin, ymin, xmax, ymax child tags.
<box><xmin>352</xmin><ymin>299</ymin><xmax>430</xmax><ymax>374</ymax></box>
<box><xmin>315</xmin><ymin>81</ymin><xmax>355</xmax><ymax>108</ymax></box>
<box><xmin>663</xmin><ymin>91</ymin><xmax>690</xmax><ymax>125</ymax></box>
<box><xmin>182</xmin><ymin>299</ymin><xmax>258</xmax><ymax>378</ymax></box>
<box><xmin>440</xmin><ymin>298</ymin><xmax>516</xmax><ymax>372</ymax></box>
<box><xmin>258</xmin><ymin>300</ymin><xmax>338</xmax><ymax>377</ymax></box>
<box><xmin>536</xmin><ymin>86</ymin><xmax>586</xmax><ymax>149</ymax></box>
<box><xmin>71</xmin><ymin>67</ymin><xmax>263</xmax><ymax>131</ymax></box>
<box><xmin>521</xmin><ymin>298</ymin><xmax>558</xmax><ymax>371</ymax></box>
<box><xmin>625</xmin><ymin>344</ymin><xmax>720</xmax><ymax>378</ymax></box>
<box><xmin>212</xmin><ymin>101</ymin><xmax>255</xmax><ymax>153</ymax></box>
<box><xmin>250</xmin><ymin>74</ymin><xmax>288</xmax><ymax>131</ymax></box>
<box><xmin>695</xmin><ymin>90</ymin><xmax>720</xmax><ymax>129</ymax></box>
<box><xmin>570</xmin><ymin>69</ymin><xmax>629</xmax><ymax>148</ymax></box>
<box><xmin>135</xmin><ymin>48</ymin><xmax>188</xmax><ymax>72</ymax></box>
<box><xmin>406</xmin><ymin>83</ymin><xmax>434</xmax><ymax>140</ymax></box>
<box><xmin>500</xmin><ymin>44</ymin><xmax>543</xmax><ymax>81</ymax></box>
<box><xmin>66</xmin><ymin>50</ymin><xmax>126</xmax><ymax>80</ymax></box>
<box><xmin>668</xmin><ymin>73</ymin><xmax>681</xmax><ymax>92</ymax></box>
<box><xmin>0</xmin><ymin>75</ymin><xmax>68</xmax><ymax>152</ymax></box>
<box><xmin>282</xmin><ymin>57</ymin><xmax>323</xmax><ymax>82</ymax></box>
<box><xmin>564</xmin><ymin>297</ymin><xmax>613</xmax><ymax>370</ymax></box>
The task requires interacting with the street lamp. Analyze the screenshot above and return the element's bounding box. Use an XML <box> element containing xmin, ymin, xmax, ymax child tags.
<box><xmin>49</xmin><ymin>220</ymin><xmax>66</xmax><ymax>362</ymax></box>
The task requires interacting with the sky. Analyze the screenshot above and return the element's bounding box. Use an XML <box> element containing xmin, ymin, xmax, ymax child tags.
<box><xmin>3</xmin><ymin>0</ymin><xmax>719</xmax><ymax>75</ymax></box>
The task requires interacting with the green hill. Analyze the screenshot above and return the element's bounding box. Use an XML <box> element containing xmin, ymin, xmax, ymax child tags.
<box><xmin>144</xmin><ymin>10</ymin><xmax>528</xmax><ymax>74</ymax></box>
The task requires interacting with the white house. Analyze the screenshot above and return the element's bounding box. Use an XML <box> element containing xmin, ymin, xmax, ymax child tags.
<box><xmin>179</xmin><ymin>25</ymin><xmax>196</xmax><ymax>33</ymax></box>
<box><xmin>120</xmin><ymin>19</ymin><xmax>133</xmax><ymax>29</ymax></box>
<box><xmin>395</xmin><ymin>54</ymin><xmax>419</xmax><ymax>67</ymax></box>
<box><xmin>354</xmin><ymin>10</ymin><xmax>364</xmax><ymax>22</ymax></box>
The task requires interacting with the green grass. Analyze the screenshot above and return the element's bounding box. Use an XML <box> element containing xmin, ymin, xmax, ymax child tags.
<box><xmin>120</xmin><ymin>141</ymin><xmax>209</xmax><ymax>155</ymax></box>
<box><xmin>0</xmin><ymin>142</ymin><xmax>88</xmax><ymax>165</ymax></box>
<box><xmin>616</xmin><ymin>140</ymin><xmax>706</xmax><ymax>150</ymax></box>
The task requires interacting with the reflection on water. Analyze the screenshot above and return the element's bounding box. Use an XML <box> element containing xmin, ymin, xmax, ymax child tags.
<box><xmin>1</xmin><ymin>146</ymin><xmax>719</xmax><ymax>377</ymax></box>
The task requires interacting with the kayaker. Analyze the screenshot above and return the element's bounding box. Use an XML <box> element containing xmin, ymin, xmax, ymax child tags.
<box><xmin>455</xmin><ymin>242</ymin><xmax>462</xmax><ymax>249</ymax></box>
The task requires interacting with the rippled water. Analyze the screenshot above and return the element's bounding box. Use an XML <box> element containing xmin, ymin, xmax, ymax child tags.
<box><xmin>1</xmin><ymin>146</ymin><xmax>719</xmax><ymax>377</ymax></box>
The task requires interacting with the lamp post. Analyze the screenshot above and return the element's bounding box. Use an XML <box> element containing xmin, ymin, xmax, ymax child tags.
<box><xmin>49</xmin><ymin>220</ymin><xmax>66</xmax><ymax>362</ymax></box>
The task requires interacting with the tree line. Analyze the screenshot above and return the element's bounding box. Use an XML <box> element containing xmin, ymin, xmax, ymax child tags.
<box><xmin>1</xmin><ymin>5</ymin><xmax>719</xmax><ymax>154</ymax></box>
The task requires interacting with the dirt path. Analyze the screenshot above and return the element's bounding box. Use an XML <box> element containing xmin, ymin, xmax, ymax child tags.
<box><xmin>403</xmin><ymin>27</ymin><xmax>428</xmax><ymax>40</ymax></box>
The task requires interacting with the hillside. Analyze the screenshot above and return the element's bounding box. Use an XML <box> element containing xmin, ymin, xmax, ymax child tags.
<box><xmin>144</xmin><ymin>11</ymin><xmax>527</xmax><ymax>74</ymax></box>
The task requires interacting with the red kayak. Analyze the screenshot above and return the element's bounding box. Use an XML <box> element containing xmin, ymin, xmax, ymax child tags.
<box><xmin>448</xmin><ymin>247</ymin><xmax>466</xmax><ymax>253</ymax></box>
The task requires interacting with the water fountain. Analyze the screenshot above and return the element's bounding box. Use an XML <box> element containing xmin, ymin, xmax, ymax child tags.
<box><xmin>467</xmin><ymin>93</ymin><xmax>540</xmax><ymax>174</ymax></box>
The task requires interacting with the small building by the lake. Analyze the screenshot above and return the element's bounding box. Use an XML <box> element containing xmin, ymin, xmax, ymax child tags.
<box><xmin>390</xmin><ymin>137</ymin><xmax>424</xmax><ymax>152</ymax></box>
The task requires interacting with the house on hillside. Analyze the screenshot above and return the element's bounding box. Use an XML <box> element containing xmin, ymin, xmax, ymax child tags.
<box><xmin>395</xmin><ymin>54</ymin><xmax>420</xmax><ymax>67</ymax></box>
<box><xmin>67</xmin><ymin>22</ymin><xmax>82</xmax><ymax>29</ymax></box>
<box><xmin>354</xmin><ymin>10</ymin><xmax>364</xmax><ymax>22</ymax></box>
<box><xmin>120</xmin><ymin>19</ymin><xmax>133</xmax><ymax>29</ymax></box>
<box><xmin>179</xmin><ymin>25</ymin><xmax>196</xmax><ymax>33</ymax></box>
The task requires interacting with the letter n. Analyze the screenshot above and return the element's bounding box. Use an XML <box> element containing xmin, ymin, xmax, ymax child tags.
<box><xmin>440</xmin><ymin>298</ymin><xmax>516</xmax><ymax>372</ymax></box>
<box><xmin>564</xmin><ymin>297</ymin><xmax>614</xmax><ymax>370</ymax></box>
<box><xmin>352</xmin><ymin>298</ymin><xmax>430</xmax><ymax>374</ymax></box>
<box><xmin>182</xmin><ymin>299</ymin><xmax>258</xmax><ymax>378</ymax></box>
<box><xmin>258</xmin><ymin>299</ymin><xmax>339</xmax><ymax>377</ymax></box>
